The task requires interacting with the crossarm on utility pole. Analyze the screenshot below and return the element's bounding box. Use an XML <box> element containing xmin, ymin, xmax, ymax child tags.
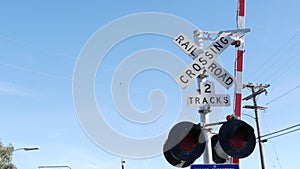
<box><xmin>243</xmin><ymin>83</ymin><xmax>269</xmax><ymax>169</ymax></box>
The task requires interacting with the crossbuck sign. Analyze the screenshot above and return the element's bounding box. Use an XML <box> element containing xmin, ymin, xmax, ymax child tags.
<box><xmin>174</xmin><ymin>33</ymin><xmax>234</xmax><ymax>89</ymax></box>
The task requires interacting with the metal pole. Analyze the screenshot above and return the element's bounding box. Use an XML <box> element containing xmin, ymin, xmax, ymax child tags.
<box><xmin>234</xmin><ymin>0</ymin><xmax>246</xmax><ymax>119</ymax></box>
<box><xmin>194</xmin><ymin>30</ymin><xmax>212</xmax><ymax>164</ymax></box>
<box><xmin>251</xmin><ymin>87</ymin><xmax>266</xmax><ymax>169</ymax></box>
<box><xmin>197</xmin><ymin>76</ymin><xmax>212</xmax><ymax>164</ymax></box>
<box><xmin>233</xmin><ymin>0</ymin><xmax>246</xmax><ymax>164</ymax></box>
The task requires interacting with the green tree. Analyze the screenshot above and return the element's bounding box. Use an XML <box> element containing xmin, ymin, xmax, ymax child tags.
<box><xmin>0</xmin><ymin>141</ymin><xmax>17</xmax><ymax>169</ymax></box>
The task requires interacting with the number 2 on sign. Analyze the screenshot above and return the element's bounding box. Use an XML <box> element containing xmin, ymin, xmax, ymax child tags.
<box><xmin>204</xmin><ymin>84</ymin><xmax>211</xmax><ymax>93</ymax></box>
<box><xmin>200</xmin><ymin>82</ymin><xmax>215</xmax><ymax>94</ymax></box>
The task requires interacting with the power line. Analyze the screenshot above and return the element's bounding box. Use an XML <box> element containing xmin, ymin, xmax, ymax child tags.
<box><xmin>0</xmin><ymin>34</ymin><xmax>76</xmax><ymax>60</ymax></box>
<box><xmin>247</xmin><ymin>32</ymin><xmax>300</xmax><ymax>82</ymax></box>
<box><xmin>266</xmin><ymin>84</ymin><xmax>300</xmax><ymax>105</ymax></box>
<box><xmin>263</xmin><ymin>49</ymin><xmax>300</xmax><ymax>84</ymax></box>
<box><xmin>260</xmin><ymin>112</ymin><xmax>283</xmax><ymax>169</ymax></box>
<box><xmin>260</xmin><ymin>123</ymin><xmax>300</xmax><ymax>142</ymax></box>
<box><xmin>0</xmin><ymin>62</ymin><xmax>72</xmax><ymax>81</ymax></box>
<box><xmin>261</xmin><ymin>123</ymin><xmax>300</xmax><ymax>138</ymax></box>
<box><xmin>265</xmin><ymin>128</ymin><xmax>300</xmax><ymax>141</ymax></box>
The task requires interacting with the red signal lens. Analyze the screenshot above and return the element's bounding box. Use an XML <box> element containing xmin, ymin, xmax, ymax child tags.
<box><xmin>229</xmin><ymin>134</ymin><xmax>247</xmax><ymax>148</ymax></box>
<box><xmin>212</xmin><ymin>119</ymin><xmax>256</xmax><ymax>161</ymax></box>
<box><xmin>163</xmin><ymin>122</ymin><xmax>206</xmax><ymax>167</ymax></box>
<box><xmin>179</xmin><ymin>132</ymin><xmax>197</xmax><ymax>151</ymax></box>
<box><xmin>229</xmin><ymin>125</ymin><xmax>249</xmax><ymax>148</ymax></box>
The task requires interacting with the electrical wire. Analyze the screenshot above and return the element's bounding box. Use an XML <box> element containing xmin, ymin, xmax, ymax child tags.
<box><xmin>260</xmin><ymin>111</ymin><xmax>283</xmax><ymax>169</ymax></box>
<box><xmin>258</xmin><ymin>122</ymin><xmax>300</xmax><ymax>169</ymax></box>
<box><xmin>248</xmin><ymin>32</ymin><xmax>300</xmax><ymax>79</ymax></box>
<box><xmin>242</xmin><ymin>32</ymin><xmax>300</xmax><ymax>169</ymax></box>
<box><xmin>0</xmin><ymin>62</ymin><xmax>72</xmax><ymax>81</ymax></box>
<box><xmin>265</xmin><ymin>128</ymin><xmax>300</xmax><ymax>141</ymax></box>
<box><xmin>252</xmin><ymin>33</ymin><xmax>300</xmax><ymax>100</ymax></box>
<box><xmin>246</xmin><ymin>32</ymin><xmax>300</xmax><ymax>83</ymax></box>
<box><xmin>266</xmin><ymin>84</ymin><xmax>300</xmax><ymax>105</ymax></box>
<box><xmin>0</xmin><ymin>35</ymin><xmax>180</xmax><ymax>97</ymax></box>
<box><xmin>260</xmin><ymin>123</ymin><xmax>300</xmax><ymax>139</ymax></box>
<box><xmin>0</xmin><ymin>34</ymin><xmax>76</xmax><ymax>60</ymax></box>
<box><xmin>263</xmin><ymin>48</ymin><xmax>300</xmax><ymax>84</ymax></box>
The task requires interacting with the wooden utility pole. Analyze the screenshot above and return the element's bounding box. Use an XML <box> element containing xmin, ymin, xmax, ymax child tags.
<box><xmin>243</xmin><ymin>83</ymin><xmax>270</xmax><ymax>169</ymax></box>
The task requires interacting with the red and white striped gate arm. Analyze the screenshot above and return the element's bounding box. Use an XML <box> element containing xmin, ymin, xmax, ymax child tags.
<box><xmin>234</xmin><ymin>0</ymin><xmax>245</xmax><ymax>120</ymax></box>
<box><xmin>233</xmin><ymin>0</ymin><xmax>246</xmax><ymax>164</ymax></box>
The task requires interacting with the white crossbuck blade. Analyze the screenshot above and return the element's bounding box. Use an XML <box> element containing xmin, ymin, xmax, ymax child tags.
<box><xmin>173</xmin><ymin>32</ymin><xmax>235</xmax><ymax>89</ymax></box>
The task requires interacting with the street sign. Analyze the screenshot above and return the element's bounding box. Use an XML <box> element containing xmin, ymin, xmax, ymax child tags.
<box><xmin>191</xmin><ymin>164</ymin><xmax>239</xmax><ymax>169</ymax></box>
<box><xmin>188</xmin><ymin>82</ymin><xmax>230</xmax><ymax>107</ymax></box>
<box><xmin>173</xmin><ymin>33</ymin><xmax>202</xmax><ymax>59</ymax></box>
<box><xmin>188</xmin><ymin>94</ymin><xmax>230</xmax><ymax>107</ymax></box>
<box><xmin>200</xmin><ymin>81</ymin><xmax>215</xmax><ymax>94</ymax></box>
<box><xmin>205</xmin><ymin>61</ymin><xmax>234</xmax><ymax>90</ymax></box>
<box><xmin>174</xmin><ymin>33</ymin><xmax>234</xmax><ymax>89</ymax></box>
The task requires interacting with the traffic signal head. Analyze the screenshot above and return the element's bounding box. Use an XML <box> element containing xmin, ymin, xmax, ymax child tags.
<box><xmin>163</xmin><ymin>122</ymin><xmax>206</xmax><ymax>168</ymax></box>
<box><xmin>211</xmin><ymin>119</ymin><xmax>256</xmax><ymax>163</ymax></box>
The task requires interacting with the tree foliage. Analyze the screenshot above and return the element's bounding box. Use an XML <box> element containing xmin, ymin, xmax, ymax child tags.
<box><xmin>0</xmin><ymin>141</ymin><xmax>17</xmax><ymax>169</ymax></box>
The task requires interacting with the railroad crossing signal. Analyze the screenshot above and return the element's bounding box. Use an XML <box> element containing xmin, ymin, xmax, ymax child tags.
<box><xmin>210</xmin><ymin>119</ymin><xmax>256</xmax><ymax>163</ymax></box>
<box><xmin>164</xmin><ymin>29</ymin><xmax>255</xmax><ymax>168</ymax></box>
<box><xmin>174</xmin><ymin>33</ymin><xmax>234</xmax><ymax>90</ymax></box>
<box><xmin>163</xmin><ymin>122</ymin><xmax>206</xmax><ymax>168</ymax></box>
<box><xmin>163</xmin><ymin>119</ymin><xmax>256</xmax><ymax>168</ymax></box>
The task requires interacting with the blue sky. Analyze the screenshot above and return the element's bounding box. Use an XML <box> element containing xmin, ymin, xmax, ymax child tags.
<box><xmin>1</xmin><ymin>0</ymin><xmax>300</xmax><ymax>169</ymax></box>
